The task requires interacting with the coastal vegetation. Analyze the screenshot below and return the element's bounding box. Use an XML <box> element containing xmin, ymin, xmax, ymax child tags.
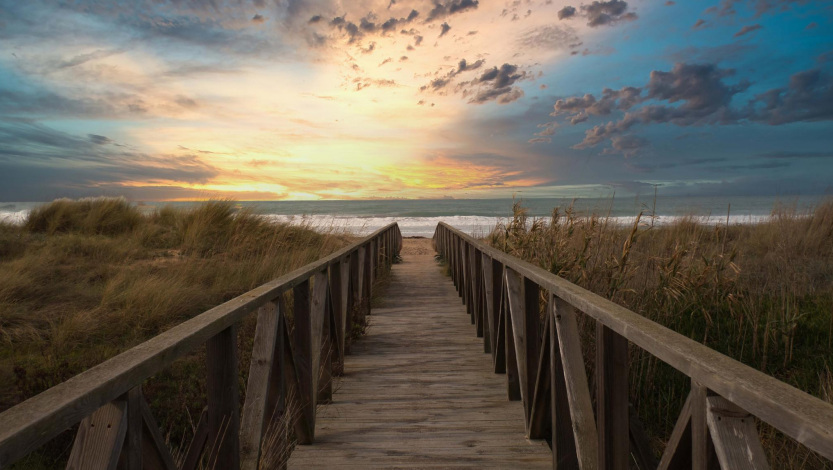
<box><xmin>0</xmin><ymin>198</ymin><xmax>357</xmax><ymax>468</ymax></box>
<box><xmin>487</xmin><ymin>200</ymin><xmax>833</xmax><ymax>468</ymax></box>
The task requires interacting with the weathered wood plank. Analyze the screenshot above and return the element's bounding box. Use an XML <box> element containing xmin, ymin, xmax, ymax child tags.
<box><xmin>553</xmin><ymin>296</ymin><xmax>599</xmax><ymax>469</ymax></box>
<box><xmin>528</xmin><ymin>313</ymin><xmax>552</xmax><ymax>439</ymax></box>
<box><xmin>293</xmin><ymin>279</ymin><xmax>314</xmax><ymax>443</ymax></box>
<box><xmin>205</xmin><ymin>325</ymin><xmax>240</xmax><ymax>470</ymax></box>
<box><xmin>706</xmin><ymin>396</ymin><xmax>769</xmax><ymax>470</ymax></box>
<box><xmin>240</xmin><ymin>300</ymin><xmax>280</xmax><ymax>470</ymax></box>
<box><xmin>658</xmin><ymin>392</ymin><xmax>692</xmax><ymax>470</ymax></box>
<box><xmin>597</xmin><ymin>323</ymin><xmax>629</xmax><ymax>470</ymax></box>
<box><xmin>287</xmin><ymin>242</ymin><xmax>550</xmax><ymax>468</ymax></box>
<box><xmin>66</xmin><ymin>400</ymin><xmax>127</xmax><ymax>470</ymax></box>
<box><xmin>550</xmin><ymin>294</ymin><xmax>579</xmax><ymax>469</ymax></box>
<box><xmin>139</xmin><ymin>398</ymin><xmax>177</xmax><ymax>470</ymax></box>
<box><xmin>692</xmin><ymin>380</ymin><xmax>712</xmax><ymax>470</ymax></box>
<box><xmin>123</xmin><ymin>387</ymin><xmax>142</xmax><ymax>470</ymax></box>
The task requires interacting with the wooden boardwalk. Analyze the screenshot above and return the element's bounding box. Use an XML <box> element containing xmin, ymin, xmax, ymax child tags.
<box><xmin>287</xmin><ymin>241</ymin><xmax>551</xmax><ymax>468</ymax></box>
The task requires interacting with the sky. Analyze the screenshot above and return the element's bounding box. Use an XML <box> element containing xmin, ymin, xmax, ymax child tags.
<box><xmin>0</xmin><ymin>0</ymin><xmax>831</xmax><ymax>201</ymax></box>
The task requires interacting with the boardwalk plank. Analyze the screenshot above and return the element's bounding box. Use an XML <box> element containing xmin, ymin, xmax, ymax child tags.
<box><xmin>287</xmin><ymin>243</ymin><xmax>551</xmax><ymax>468</ymax></box>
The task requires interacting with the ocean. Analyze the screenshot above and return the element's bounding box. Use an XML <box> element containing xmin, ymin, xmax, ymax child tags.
<box><xmin>0</xmin><ymin>195</ymin><xmax>826</xmax><ymax>237</ymax></box>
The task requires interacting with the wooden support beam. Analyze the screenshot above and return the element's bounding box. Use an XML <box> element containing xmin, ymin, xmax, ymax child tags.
<box><xmin>205</xmin><ymin>325</ymin><xmax>240</xmax><ymax>470</ymax></box>
<box><xmin>550</xmin><ymin>295</ymin><xmax>579</xmax><ymax>469</ymax></box>
<box><xmin>491</xmin><ymin>259</ymin><xmax>504</xmax><ymax>369</ymax></box>
<box><xmin>293</xmin><ymin>279</ymin><xmax>315</xmax><ymax>444</ymax></box>
<box><xmin>139</xmin><ymin>398</ymin><xmax>177</xmax><ymax>470</ymax></box>
<box><xmin>66</xmin><ymin>400</ymin><xmax>127</xmax><ymax>470</ymax></box>
<box><xmin>503</xmin><ymin>268</ymin><xmax>537</xmax><ymax>404</ymax></box>
<box><xmin>658</xmin><ymin>392</ymin><xmax>692</xmax><ymax>470</ymax></box>
<box><xmin>123</xmin><ymin>387</ymin><xmax>142</xmax><ymax>470</ymax></box>
<box><xmin>329</xmin><ymin>260</ymin><xmax>347</xmax><ymax>375</ymax></box>
<box><xmin>528</xmin><ymin>313</ymin><xmax>552</xmax><ymax>439</ymax></box>
<box><xmin>474</xmin><ymin>247</ymin><xmax>484</xmax><ymax>339</ymax></box>
<box><xmin>240</xmin><ymin>300</ymin><xmax>280</xmax><ymax>470</ymax></box>
<box><xmin>311</xmin><ymin>271</ymin><xmax>328</xmax><ymax>406</ymax></box>
<box><xmin>596</xmin><ymin>323</ymin><xmax>629</xmax><ymax>470</ymax></box>
<box><xmin>181</xmin><ymin>408</ymin><xmax>208</xmax><ymax>470</ymax></box>
<box><xmin>494</xmin><ymin>279</ymin><xmax>507</xmax><ymax>374</ymax></box>
<box><xmin>553</xmin><ymin>297</ymin><xmax>599</xmax><ymax>469</ymax></box>
<box><xmin>706</xmin><ymin>396</ymin><xmax>769</xmax><ymax>469</ymax></box>
<box><xmin>318</xmin><ymin>273</ymin><xmax>334</xmax><ymax>404</ymax></box>
<box><xmin>481</xmin><ymin>252</ymin><xmax>494</xmax><ymax>355</ymax></box>
<box><xmin>524</xmin><ymin>277</ymin><xmax>541</xmax><ymax>423</ymax></box>
<box><xmin>503</xmin><ymin>273</ymin><xmax>522</xmax><ymax>401</ymax></box>
<box><xmin>692</xmin><ymin>380</ymin><xmax>714</xmax><ymax>470</ymax></box>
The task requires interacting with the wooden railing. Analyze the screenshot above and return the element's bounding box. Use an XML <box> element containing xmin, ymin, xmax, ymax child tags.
<box><xmin>0</xmin><ymin>223</ymin><xmax>402</xmax><ymax>470</ymax></box>
<box><xmin>434</xmin><ymin>222</ymin><xmax>833</xmax><ymax>469</ymax></box>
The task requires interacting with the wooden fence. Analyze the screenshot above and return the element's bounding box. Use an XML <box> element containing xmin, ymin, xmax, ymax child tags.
<box><xmin>434</xmin><ymin>222</ymin><xmax>833</xmax><ymax>469</ymax></box>
<box><xmin>0</xmin><ymin>223</ymin><xmax>402</xmax><ymax>470</ymax></box>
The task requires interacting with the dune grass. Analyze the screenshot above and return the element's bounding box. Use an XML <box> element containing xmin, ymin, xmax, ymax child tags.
<box><xmin>487</xmin><ymin>199</ymin><xmax>833</xmax><ymax>468</ymax></box>
<box><xmin>0</xmin><ymin>198</ymin><xmax>356</xmax><ymax>468</ymax></box>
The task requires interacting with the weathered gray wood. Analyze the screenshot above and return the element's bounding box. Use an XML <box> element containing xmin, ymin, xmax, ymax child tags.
<box><xmin>287</xmin><ymin>244</ymin><xmax>550</xmax><ymax>468</ymax></box>
<box><xmin>706</xmin><ymin>396</ymin><xmax>769</xmax><ymax>469</ymax></box>
<box><xmin>553</xmin><ymin>296</ymin><xmax>599</xmax><ymax>469</ymax></box>
<box><xmin>240</xmin><ymin>301</ymin><xmax>280</xmax><ymax>470</ymax></box>
<box><xmin>0</xmin><ymin>223</ymin><xmax>399</xmax><ymax>468</ymax></box>
<box><xmin>481</xmin><ymin>252</ymin><xmax>494</xmax><ymax>354</ymax></box>
<box><xmin>658</xmin><ymin>392</ymin><xmax>692</xmax><ymax>470</ymax></box>
<box><xmin>692</xmin><ymin>381</ymin><xmax>711</xmax><ymax>470</ymax></box>
<box><xmin>474</xmin><ymin>246</ymin><xmax>484</xmax><ymax>339</ymax></box>
<box><xmin>437</xmin><ymin>222</ymin><xmax>833</xmax><ymax>462</ymax></box>
<box><xmin>495</xmin><ymin>287</ymin><xmax>507</xmax><ymax>374</ymax></box>
<box><xmin>524</xmin><ymin>276</ymin><xmax>541</xmax><ymax>424</ymax></box>
<box><xmin>492</xmin><ymin>258</ymin><xmax>505</xmax><ymax>372</ymax></box>
<box><xmin>293</xmin><ymin>279</ymin><xmax>315</xmax><ymax>443</ymax></box>
<box><xmin>310</xmin><ymin>271</ymin><xmax>328</xmax><ymax>403</ymax></box>
<box><xmin>528</xmin><ymin>313</ymin><xmax>551</xmax><ymax>439</ymax></box>
<box><xmin>503</xmin><ymin>275</ymin><xmax>522</xmax><ymax>401</ymax></box>
<box><xmin>550</xmin><ymin>294</ymin><xmax>579</xmax><ymax>469</ymax></box>
<box><xmin>596</xmin><ymin>323</ymin><xmax>629</xmax><ymax>470</ymax></box>
<box><xmin>139</xmin><ymin>397</ymin><xmax>177</xmax><ymax>470</ymax></box>
<box><xmin>205</xmin><ymin>325</ymin><xmax>240</xmax><ymax>470</ymax></box>
<box><xmin>318</xmin><ymin>276</ymin><xmax>334</xmax><ymax>403</ymax></box>
<box><xmin>123</xmin><ymin>387</ymin><xmax>142</xmax><ymax>470</ymax></box>
<box><xmin>66</xmin><ymin>400</ymin><xmax>127</xmax><ymax>470</ymax></box>
<box><xmin>505</xmin><ymin>268</ymin><xmax>528</xmax><ymax>407</ymax></box>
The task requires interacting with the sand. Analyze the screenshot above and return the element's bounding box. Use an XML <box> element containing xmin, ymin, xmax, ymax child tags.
<box><xmin>400</xmin><ymin>237</ymin><xmax>435</xmax><ymax>256</ymax></box>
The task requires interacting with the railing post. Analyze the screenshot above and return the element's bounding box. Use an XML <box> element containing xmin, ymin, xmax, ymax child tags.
<box><xmin>596</xmin><ymin>324</ymin><xmax>629</xmax><ymax>470</ymax></box>
<box><xmin>316</xmin><ymin>270</ymin><xmax>333</xmax><ymax>404</ymax></box>
<box><xmin>493</xmin><ymin>260</ymin><xmax>506</xmax><ymax>374</ymax></box>
<box><xmin>205</xmin><ymin>325</ymin><xmax>241</xmax><ymax>470</ymax></box>
<box><xmin>363</xmin><ymin>244</ymin><xmax>372</xmax><ymax>315</ymax></box>
<box><xmin>348</xmin><ymin>252</ymin><xmax>360</xmax><ymax>351</ymax></box>
<box><xmin>293</xmin><ymin>279</ymin><xmax>314</xmax><ymax>444</ymax></box>
<box><xmin>692</xmin><ymin>380</ymin><xmax>712</xmax><ymax>470</ymax></box>
<box><xmin>124</xmin><ymin>386</ymin><xmax>143</xmax><ymax>470</ymax></box>
<box><xmin>523</xmin><ymin>277</ymin><xmax>540</xmax><ymax>424</ymax></box>
<box><xmin>549</xmin><ymin>295</ymin><xmax>579</xmax><ymax>468</ymax></box>
<box><xmin>503</xmin><ymin>270</ymin><xmax>522</xmax><ymax>401</ymax></box>
<box><xmin>330</xmin><ymin>260</ymin><xmax>346</xmax><ymax>374</ymax></box>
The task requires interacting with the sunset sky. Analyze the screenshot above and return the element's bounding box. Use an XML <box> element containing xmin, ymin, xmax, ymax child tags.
<box><xmin>0</xmin><ymin>0</ymin><xmax>831</xmax><ymax>201</ymax></box>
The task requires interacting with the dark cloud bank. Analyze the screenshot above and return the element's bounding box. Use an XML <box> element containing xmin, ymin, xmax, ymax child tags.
<box><xmin>539</xmin><ymin>62</ymin><xmax>833</xmax><ymax>155</ymax></box>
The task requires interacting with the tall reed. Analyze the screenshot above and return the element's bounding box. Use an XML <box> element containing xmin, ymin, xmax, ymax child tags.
<box><xmin>488</xmin><ymin>200</ymin><xmax>833</xmax><ymax>468</ymax></box>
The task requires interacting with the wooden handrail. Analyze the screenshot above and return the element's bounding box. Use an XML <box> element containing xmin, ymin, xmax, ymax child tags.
<box><xmin>0</xmin><ymin>222</ymin><xmax>402</xmax><ymax>469</ymax></box>
<box><xmin>434</xmin><ymin>221</ymin><xmax>833</xmax><ymax>467</ymax></box>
